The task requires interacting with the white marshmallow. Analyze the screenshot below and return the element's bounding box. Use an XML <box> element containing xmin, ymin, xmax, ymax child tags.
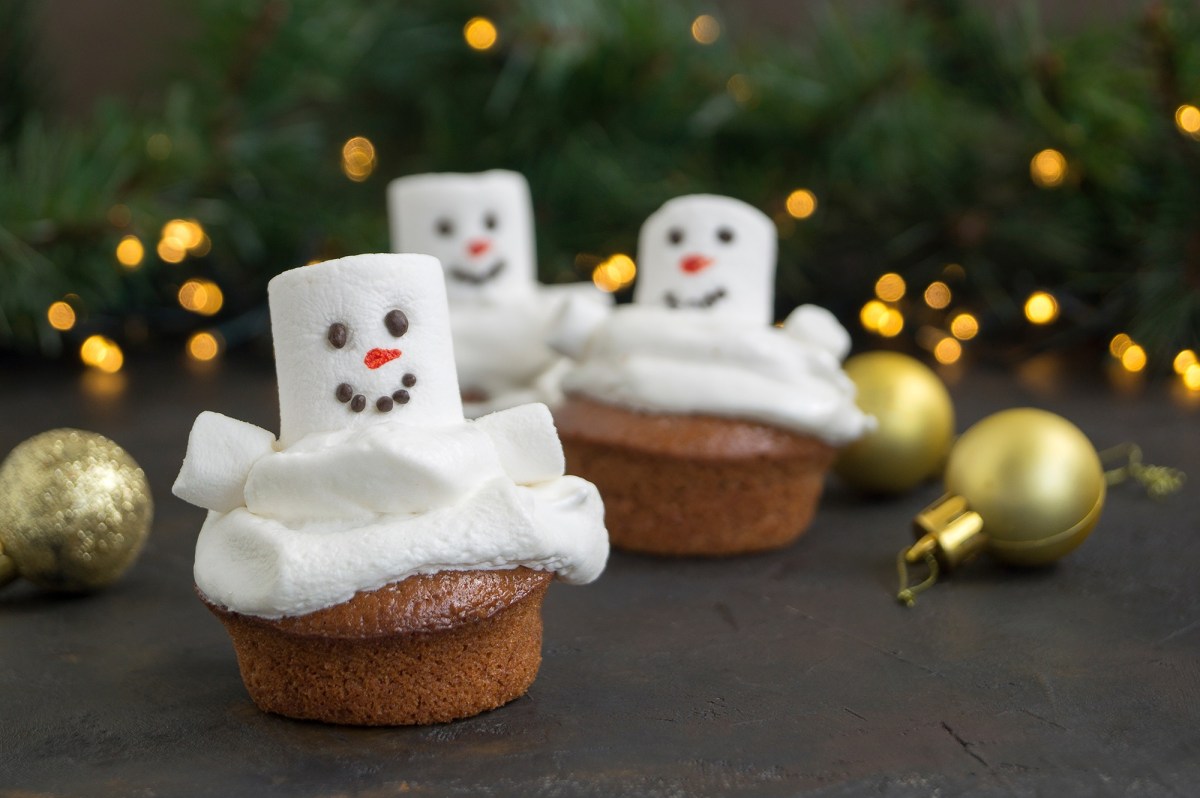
<box><xmin>783</xmin><ymin>304</ymin><xmax>852</xmax><ymax>361</ymax></box>
<box><xmin>633</xmin><ymin>194</ymin><xmax>777</xmax><ymax>325</ymax></box>
<box><xmin>387</xmin><ymin>170</ymin><xmax>536</xmax><ymax>303</ymax></box>
<box><xmin>547</xmin><ymin>291</ymin><xmax>613</xmax><ymax>360</ymax></box>
<box><xmin>472</xmin><ymin>403</ymin><xmax>565</xmax><ymax>484</ymax></box>
<box><xmin>269</xmin><ymin>254</ymin><xmax>464</xmax><ymax>448</ymax></box>
<box><xmin>172</xmin><ymin>411</ymin><xmax>276</xmax><ymax>512</ymax></box>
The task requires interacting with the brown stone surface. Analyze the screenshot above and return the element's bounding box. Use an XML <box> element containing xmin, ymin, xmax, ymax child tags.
<box><xmin>555</xmin><ymin>396</ymin><xmax>837</xmax><ymax>556</ymax></box>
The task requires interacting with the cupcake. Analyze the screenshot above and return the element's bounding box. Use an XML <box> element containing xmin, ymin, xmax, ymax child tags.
<box><xmin>387</xmin><ymin>170</ymin><xmax>609</xmax><ymax>417</ymax></box>
<box><xmin>550</xmin><ymin>195</ymin><xmax>872</xmax><ymax>557</ymax></box>
<box><xmin>172</xmin><ymin>254</ymin><xmax>608</xmax><ymax>725</ymax></box>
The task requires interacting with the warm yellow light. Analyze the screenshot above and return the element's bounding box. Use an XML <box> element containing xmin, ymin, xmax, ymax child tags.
<box><xmin>727</xmin><ymin>74</ymin><xmax>752</xmax><ymax>104</ymax></box>
<box><xmin>341</xmin><ymin>136</ymin><xmax>376</xmax><ymax>182</ymax></box>
<box><xmin>1184</xmin><ymin>363</ymin><xmax>1200</xmax><ymax>391</ymax></box>
<box><xmin>116</xmin><ymin>235</ymin><xmax>145</xmax><ymax>268</ymax></box>
<box><xmin>1173</xmin><ymin>349</ymin><xmax>1197</xmax><ymax>375</ymax></box>
<box><xmin>1030</xmin><ymin>148</ymin><xmax>1068</xmax><ymax>188</ymax></box>
<box><xmin>933</xmin><ymin>337</ymin><xmax>962</xmax><ymax>365</ymax></box>
<box><xmin>1109</xmin><ymin>333</ymin><xmax>1132</xmax><ymax>359</ymax></box>
<box><xmin>80</xmin><ymin>335</ymin><xmax>123</xmax><ymax>373</ymax></box>
<box><xmin>187</xmin><ymin>331</ymin><xmax>221</xmax><ymax>362</ymax></box>
<box><xmin>190</xmin><ymin>234</ymin><xmax>211</xmax><ymax>257</ymax></box>
<box><xmin>924</xmin><ymin>281</ymin><xmax>951</xmax><ymax>309</ymax></box>
<box><xmin>178</xmin><ymin>279</ymin><xmax>224</xmax><ymax>316</ymax></box>
<box><xmin>1121</xmin><ymin>344</ymin><xmax>1147</xmax><ymax>373</ymax></box>
<box><xmin>157</xmin><ymin>236</ymin><xmax>186</xmax><ymax>264</ymax></box>
<box><xmin>691</xmin><ymin>14</ymin><xmax>720</xmax><ymax>45</ymax></box>
<box><xmin>785</xmin><ymin>189</ymin><xmax>817</xmax><ymax>220</ymax></box>
<box><xmin>47</xmin><ymin>301</ymin><xmax>76</xmax><ymax>331</ymax></box>
<box><xmin>876</xmin><ymin>309</ymin><xmax>904</xmax><ymax>338</ymax></box>
<box><xmin>859</xmin><ymin>300</ymin><xmax>888</xmax><ymax>331</ymax></box>
<box><xmin>1176</xmin><ymin>105</ymin><xmax>1200</xmax><ymax>137</ymax></box>
<box><xmin>874</xmin><ymin>273</ymin><xmax>906</xmax><ymax>302</ymax></box>
<box><xmin>592</xmin><ymin>254</ymin><xmax>637</xmax><ymax>293</ymax></box>
<box><xmin>950</xmin><ymin>312</ymin><xmax>979</xmax><ymax>340</ymax></box>
<box><xmin>464</xmin><ymin>17</ymin><xmax>498</xmax><ymax>50</ymax></box>
<box><xmin>1024</xmin><ymin>291</ymin><xmax>1059</xmax><ymax>325</ymax></box>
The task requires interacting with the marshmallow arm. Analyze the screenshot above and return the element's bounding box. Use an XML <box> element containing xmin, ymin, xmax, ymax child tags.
<box><xmin>782</xmin><ymin>304</ymin><xmax>852</xmax><ymax>361</ymax></box>
<box><xmin>472</xmin><ymin>403</ymin><xmax>565</xmax><ymax>484</ymax></box>
<box><xmin>173</xmin><ymin>412</ymin><xmax>277</xmax><ymax>512</ymax></box>
<box><xmin>546</xmin><ymin>293</ymin><xmax>612</xmax><ymax>359</ymax></box>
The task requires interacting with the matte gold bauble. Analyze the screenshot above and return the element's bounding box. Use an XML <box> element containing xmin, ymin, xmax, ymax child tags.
<box><xmin>899</xmin><ymin>408</ymin><xmax>1105</xmax><ymax>605</ymax></box>
<box><xmin>0</xmin><ymin>429</ymin><xmax>153</xmax><ymax>591</ymax></box>
<box><xmin>835</xmin><ymin>351</ymin><xmax>955</xmax><ymax>494</ymax></box>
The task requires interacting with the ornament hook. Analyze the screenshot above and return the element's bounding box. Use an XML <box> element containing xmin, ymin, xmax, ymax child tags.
<box><xmin>896</xmin><ymin>546</ymin><xmax>939</xmax><ymax>607</ymax></box>
<box><xmin>1101</xmin><ymin>443</ymin><xmax>1185</xmax><ymax>499</ymax></box>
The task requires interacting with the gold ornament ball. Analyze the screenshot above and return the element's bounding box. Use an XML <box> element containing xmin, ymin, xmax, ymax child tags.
<box><xmin>0</xmin><ymin>429</ymin><xmax>153</xmax><ymax>591</ymax></box>
<box><xmin>946</xmin><ymin>408</ymin><xmax>1104</xmax><ymax>566</ymax></box>
<box><xmin>835</xmin><ymin>352</ymin><xmax>955</xmax><ymax>494</ymax></box>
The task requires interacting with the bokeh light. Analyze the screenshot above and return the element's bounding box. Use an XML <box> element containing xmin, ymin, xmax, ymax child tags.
<box><xmin>1121</xmin><ymin>343</ymin><xmax>1147</xmax><ymax>373</ymax></box>
<box><xmin>80</xmin><ymin>335</ymin><xmax>124</xmax><ymax>373</ymax></box>
<box><xmin>859</xmin><ymin>300</ymin><xmax>887</xmax><ymax>332</ymax></box>
<box><xmin>1109</xmin><ymin>333</ymin><xmax>1132</xmax><ymax>359</ymax></box>
<box><xmin>116</xmin><ymin>235</ymin><xmax>145</xmax><ymax>268</ymax></box>
<box><xmin>178</xmin><ymin>279</ymin><xmax>224</xmax><ymax>316</ymax></box>
<box><xmin>1173</xmin><ymin>349</ymin><xmax>1196</xmax><ymax>375</ymax></box>
<box><xmin>924</xmin><ymin>281</ymin><xmax>952</xmax><ymax>309</ymax></box>
<box><xmin>1030</xmin><ymin>148</ymin><xmax>1067</xmax><ymax>188</ymax></box>
<box><xmin>691</xmin><ymin>14</ymin><xmax>720</xmax><ymax>44</ymax></box>
<box><xmin>727</xmin><ymin>74</ymin><xmax>753</xmax><ymax>104</ymax></box>
<box><xmin>874</xmin><ymin>273</ymin><xmax>906</xmax><ymax>302</ymax></box>
<box><xmin>1024</xmin><ymin>291</ymin><xmax>1059</xmax><ymax>324</ymax></box>
<box><xmin>876</xmin><ymin>308</ymin><xmax>904</xmax><ymax>338</ymax></box>
<box><xmin>1184</xmin><ymin>364</ymin><xmax>1200</xmax><ymax>391</ymax></box>
<box><xmin>592</xmin><ymin>254</ymin><xmax>637</xmax><ymax>292</ymax></box>
<box><xmin>933</xmin><ymin>337</ymin><xmax>962</xmax><ymax>365</ymax></box>
<box><xmin>341</xmin><ymin>136</ymin><xmax>377</xmax><ymax>182</ymax></box>
<box><xmin>47</xmin><ymin>301</ymin><xmax>76</xmax><ymax>331</ymax></box>
<box><xmin>785</xmin><ymin>189</ymin><xmax>817</xmax><ymax>219</ymax></box>
<box><xmin>1176</xmin><ymin>105</ymin><xmax>1200</xmax><ymax>138</ymax></box>
<box><xmin>187</xmin><ymin>331</ymin><xmax>222</xmax><ymax>362</ymax></box>
<box><xmin>146</xmin><ymin>133</ymin><xmax>171</xmax><ymax>160</ymax></box>
<box><xmin>464</xmin><ymin>17</ymin><xmax>498</xmax><ymax>50</ymax></box>
<box><xmin>949</xmin><ymin>312</ymin><xmax>979</xmax><ymax>340</ymax></box>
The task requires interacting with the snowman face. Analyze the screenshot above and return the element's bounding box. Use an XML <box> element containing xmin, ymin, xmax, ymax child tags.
<box><xmin>269</xmin><ymin>254</ymin><xmax>464</xmax><ymax>448</ymax></box>
<box><xmin>387</xmin><ymin>170</ymin><xmax>536</xmax><ymax>303</ymax></box>
<box><xmin>633</xmin><ymin>194</ymin><xmax>777</xmax><ymax>325</ymax></box>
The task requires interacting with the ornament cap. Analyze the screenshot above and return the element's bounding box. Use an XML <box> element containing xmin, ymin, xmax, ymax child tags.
<box><xmin>911</xmin><ymin>493</ymin><xmax>987</xmax><ymax>570</ymax></box>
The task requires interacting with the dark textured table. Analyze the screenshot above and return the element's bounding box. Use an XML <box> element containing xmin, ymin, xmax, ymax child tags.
<box><xmin>1</xmin><ymin>353</ymin><xmax>1198</xmax><ymax>797</ymax></box>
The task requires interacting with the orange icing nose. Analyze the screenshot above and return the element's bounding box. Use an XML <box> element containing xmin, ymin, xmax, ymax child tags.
<box><xmin>364</xmin><ymin>348</ymin><xmax>402</xmax><ymax>369</ymax></box>
<box><xmin>467</xmin><ymin>239</ymin><xmax>492</xmax><ymax>257</ymax></box>
<box><xmin>680</xmin><ymin>254</ymin><xmax>713</xmax><ymax>274</ymax></box>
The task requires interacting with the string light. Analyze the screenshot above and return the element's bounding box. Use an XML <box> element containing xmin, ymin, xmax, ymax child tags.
<box><xmin>933</xmin><ymin>337</ymin><xmax>962</xmax><ymax>365</ymax></box>
<box><xmin>726</xmin><ymin>74</ymin><xmax>753</xmax><ymax>104</ymax></box>
<box><xmin>1024</xmin><ymin>291</ymin><xmax>1059</xmax><ymax>325</ymax></box>
<box><xmin>876</xmin><ymin>308</ymin><xmax>904</xmax><ymax>338</ymax></box>
<box><xmin>80</xmin><ymin>335</ymin><xmax>124</xmax><ymax>374</ymax></box>
<box><xmin>924</xmin><ymin>281</ymin><xmax>952</xmax><ymax>309</ymax></box>
<box><xmin>874</xmin><ymin>273</ymin><xmax>906</xmax><ymax>302</ymax></box>
<box><xmin>1121</xmin><ymin>343</ymin><xmax>1147</xmax><ymax>373</ymax></box>
<box><xmin>1173</xmin><ymin>350</ymin><xmax>1197</xmax><ymax>375</ymax></box>
<box><xmin>157</xmin><ymin>235</ymin><xmax>186</xmax><ymax>264</ymax></box>
<box><xmin>949</xmin><ymin>312</ymin><xmax>979</xmax><ymax>340</ymax></box>
<box><xmin>592</xmin><ymin>254</ymin><xmax>637</xmax><ymax>292</ymax></box>
<box><xmin>1184</xmin><ymin>364</ymin><xmax>1200</xmax><ymax>391</ymax></box>
<box><xmin>859</xmin><ymin>300</ymin><xmax>888</xmax><ymax>332</ymax></box>
<box><xmin>1030</xmin><ymin>148</ymin><xmax>1067</xmax><ymax>188</ymax></box>
<box><xmin>1175</xmin><ymin>105</ymin><xmax>1200</xmax><ymax>139</ymax></box>
<box><xmin>785</xmin><ymin>189</ymin><xmax>817</xmax><ymax>219</ymax></box>
<box><xmin>1109</xmin><ymin>333</ymin><xmax>1132</xmax><ymax>359</ymax></box>
<box><xmin>47</xmin><ymin>301</ymin><xmax>76</xmax><ymax>331</ymax></box>
<box><xmin>691</xmin><ymin>15</ymin><xmax>720</xmax><ymax>45</ymax></box>
<box><xmin>341</xmin><ymin>136</ymin><xmax>377</xmax><ymax>182</ymax></box>
<box><xmin>178</xmin><ymin>279</ymin><xmax>224</xmax><ymax>316</ymax></box>
<box><xmin>187</xmin><ymin>331</ymin><xmax>222</xmax><ymax>362</ymax></box>
<box><xmin>116</xmin><ymin>235</ymin><xmax>145</xmax><ymax>268</ymax></box>
<box><xmin>464</xmin><ymin>17</ymin><xmax>498</xmax><ymax>50</ymax></box>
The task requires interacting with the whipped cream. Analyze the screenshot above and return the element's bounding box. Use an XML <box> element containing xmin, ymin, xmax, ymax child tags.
<box><xmin>559</xmin><ymin>304</ymin><xmax>874</xmax><ymax>446</ymax></box>
<box><xmin>181</xmin><ymin>404</ymin><xmax>608</xmax><ymax>619</ymax></box>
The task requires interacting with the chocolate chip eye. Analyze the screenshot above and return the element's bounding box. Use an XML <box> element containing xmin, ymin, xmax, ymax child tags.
<box><xmin>484</xmin><ymin>212</ymin><xmax>498</xmax><ymax>230</ymax></box>
<box><xmin>668</xmin><ymin>228</ymin><xmax>684</xmax><ymax>245</ymax></box>
<box><xmin>327</xmin><ymin>322</ymin><xmax>348</xmax><ymax>349</ymax></box>
<box><xmin>384</xmin><ymin>309</ymin><xmax>409</xmax><ymax>337</ymax></box>
<box><xmin>717</xmin><ymin>227</ymin><xmax>735</xmax><ymax>243</ymax></box>
<box><xmin>435</xmin><ymin>218</ymin><xmax>454</xmax><ymax>237</ymax></box>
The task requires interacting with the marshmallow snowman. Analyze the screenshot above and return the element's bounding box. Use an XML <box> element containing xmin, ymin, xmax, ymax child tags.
<box><xmin>632</xmin><ymin>194</ymin><xmax>777</xmax><ymax>325</ymax></box>
<box><xmin>387</xmin><ymin>170</ymin><xmax>536</xmax><ymax>304</ymax></box>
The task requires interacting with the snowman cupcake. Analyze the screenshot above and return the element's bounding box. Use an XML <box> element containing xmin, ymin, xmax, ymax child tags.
<box><xmin>173</xmin><ymin>254</ymin><xmax>608</xmax><ymax>725</ymax></box>
<box><xmin>551</xmin><ymin>195</ymin><xmax>872</xmax><ymax>557</ymax></box>
<box><xmin>388</xmin><ymin>170</ymin><xmax>608</xmax><ymax>417</ymax></box>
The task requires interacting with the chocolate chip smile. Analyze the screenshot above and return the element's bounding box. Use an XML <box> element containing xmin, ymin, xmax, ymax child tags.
<box><xmin>335</xmin><ymin>372</ymin><xmax>418</xmax><ymax>413</ymax></box>
<box><xmin>664</xmin><ymin>287</ymin><xmax>727</xmax><ymax>309</ymax></box>
<box><xmin>447</xmin><ymin>259</ymin><xmax>506</xmax><ymax>285</ymax></box>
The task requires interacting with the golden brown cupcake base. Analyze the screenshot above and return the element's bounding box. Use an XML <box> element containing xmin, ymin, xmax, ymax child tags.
<box><xmin>202</xmin><ymin>568</ymin><xmax>553</xmax><ymax>726</ymax></box>
<box><xmin>554</xmin><ymin>396</ymin><xmax>837</xmax><ymax>557</ymax></box>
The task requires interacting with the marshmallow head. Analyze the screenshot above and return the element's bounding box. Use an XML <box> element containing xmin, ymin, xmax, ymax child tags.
<box><xmin>633</xmin><ymin>194</ymin><xmax>777</xmax><ymax>324</ymax></box>
<box><xmin>387</xmin><ymin>170</ymin><xmax>536</xmax><ymax>303</ymax></box>
<box><xmin>269</xmin><ymin>254</ymin><xmax>464</xmax><ymax>448</ymax></box>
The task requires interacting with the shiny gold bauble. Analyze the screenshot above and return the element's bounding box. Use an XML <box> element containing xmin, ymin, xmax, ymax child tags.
<box><xmin>943</xmin><ymin>407</ymin><xmax>1105</xmax><ymax>566</ymax></box>
<box><xmin>835</xmin><ymin>351</ymin><xmax>955</xmax><ymax>494</ymax></box>
<box><xmin>0</xmin><ymin>429</ymin><xmax>153</xmax><ymax>591</ymax></box>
